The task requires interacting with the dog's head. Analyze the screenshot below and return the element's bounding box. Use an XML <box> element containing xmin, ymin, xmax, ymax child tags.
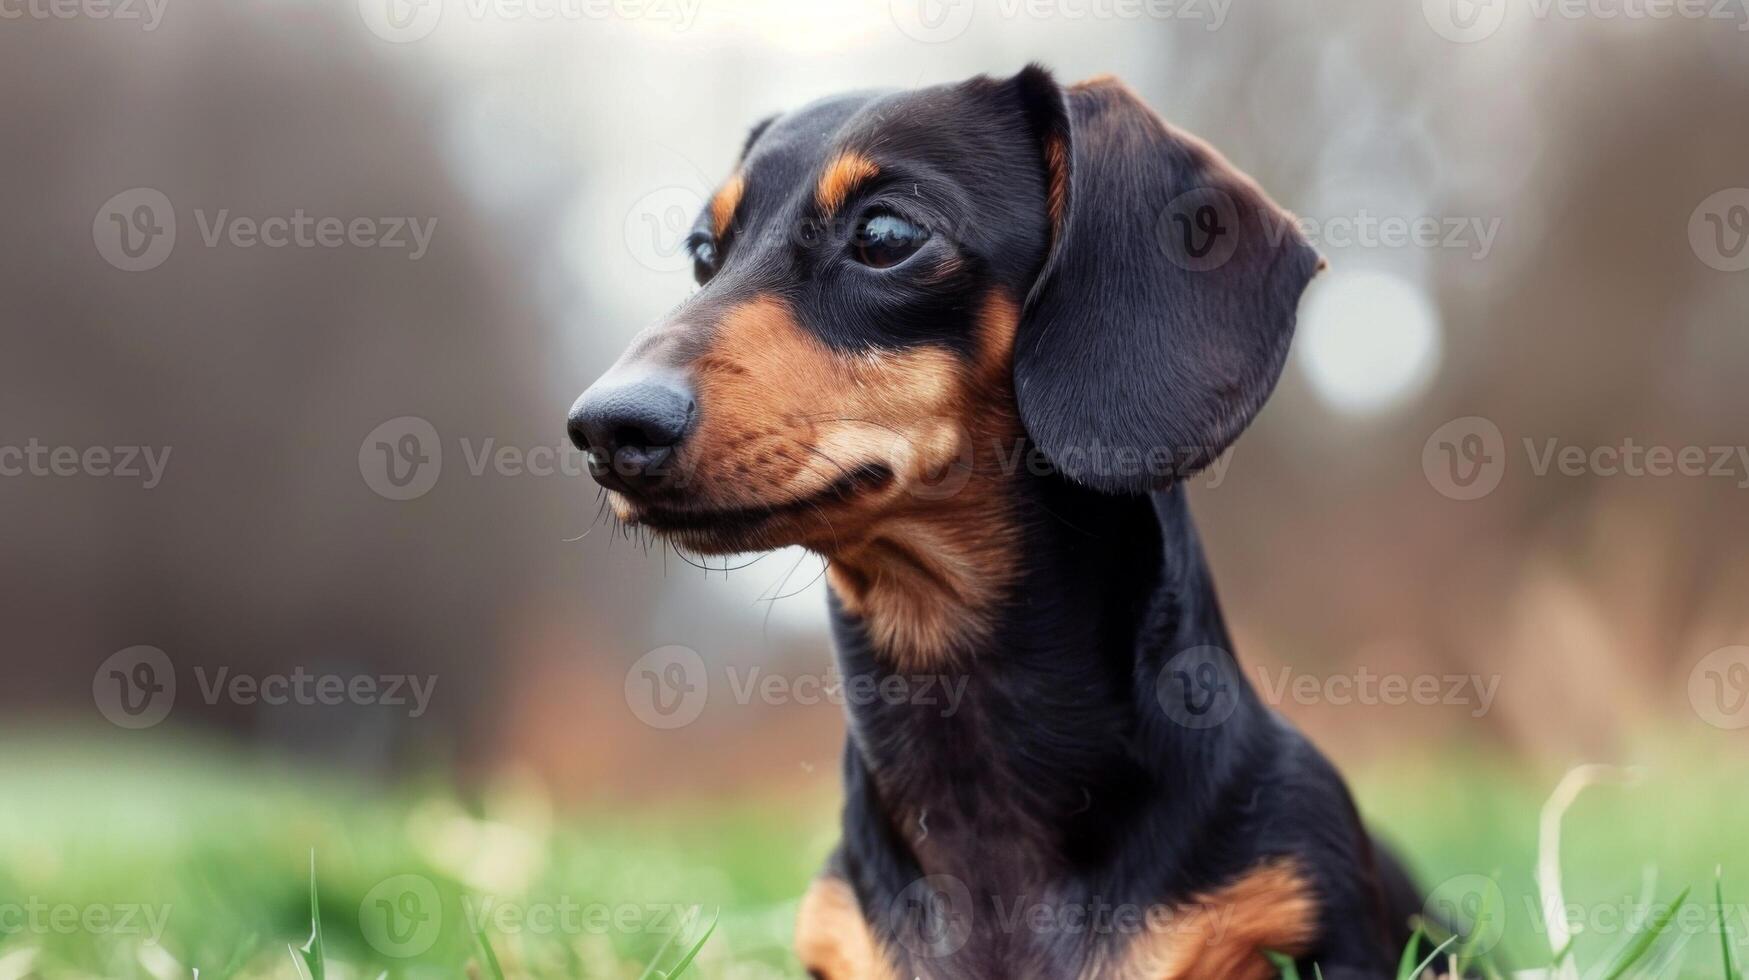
<box><xmin>569</xmin><ymin>66</ymin><xmax>1320</xmax><ymax>560</ymax></box>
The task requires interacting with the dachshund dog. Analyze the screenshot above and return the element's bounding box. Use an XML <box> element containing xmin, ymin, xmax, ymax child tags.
<box><xmin>568</xmin><ymin>65</ymin><xmax>1422</xmax><ymax>979</ymax></box>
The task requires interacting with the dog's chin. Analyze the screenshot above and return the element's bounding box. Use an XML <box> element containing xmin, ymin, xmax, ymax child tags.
<box><xmin>650</xmin><ymin>520</ymin><xmax>797</xmax><ymax>556</ymax></box>
<box><xmin>611</xmin><ymin>463</ymin><xmax>896</xmax><ymax>557</ymax></box>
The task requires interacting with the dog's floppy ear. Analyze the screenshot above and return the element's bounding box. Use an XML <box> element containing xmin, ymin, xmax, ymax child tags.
<box><xmin>1007</xmin><ymin>66</ymin><xmax>1322</xmax><ymax>494</ymax></box>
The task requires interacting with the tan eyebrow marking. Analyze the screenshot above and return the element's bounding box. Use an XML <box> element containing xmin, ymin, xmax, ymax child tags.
<box><xmin>708</xmin><ymin>172</ymin><xmax>745</xmax><ymax>239</ymax></box>
<box><xmin>816</xmin><ymin>152</ymin><xmax>880</xmax><ymax>216</ymax></box>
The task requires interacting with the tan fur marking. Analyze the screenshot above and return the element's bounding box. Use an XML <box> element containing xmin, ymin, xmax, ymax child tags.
<box><xmin>709</xmin><ymin>173</ymin><xmax>745</xmax><ymax>238</ymax></box>
<box><xmin>1070</xmin><ymin>73</ymin><xmax>1122</xmax><ymax>92</ymax></box>
<box><xmin>669</xmin><ymin>292</ymin><xmax>1025</xmax><ymax>668</ymax></box>
<box><xmin>1102</xmin><ymin>859</ymin><xmax>1320</xmax><ymax>980</ymax></box>
<box><xmin>1042</xmin><ymin>133</ymin><xmax>1070</xmax><ymax>245</ymax></box>
<box><xmin>794</xmin><ymin>877</ymin><xmax>899</xmax><ymax>980</ymax></box>
<box><xmin>1044</xmin><ymin>132</ymin><xmax>1070</xmax><ymax>242</ymax></box>
<box><xmin>816</xmin><ymin>152</ymin><xmax>880</xmax><ymax>215</ymax></box>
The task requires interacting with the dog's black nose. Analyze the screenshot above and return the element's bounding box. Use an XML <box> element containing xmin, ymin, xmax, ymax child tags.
<box><xmin>568</xmin><ymin>374</ymin><xmax>696</xmax><ymax>494</ymax></box>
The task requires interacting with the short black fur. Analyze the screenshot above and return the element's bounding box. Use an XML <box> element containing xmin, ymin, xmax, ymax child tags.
<box><xmin>594</xmin><ymin>64</ymin><xmax>1424</xmax><ymax>978</ymax></box>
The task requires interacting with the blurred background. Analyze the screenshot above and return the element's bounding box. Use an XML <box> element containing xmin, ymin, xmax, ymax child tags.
<box><xmin>3</xmin><ymin>0</ymin><xmax>1748</xmax><ymax>976</ymax></box>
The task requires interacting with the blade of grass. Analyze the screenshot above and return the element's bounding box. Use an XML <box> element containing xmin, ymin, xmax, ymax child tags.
<box><xmin>658</xmin><ymin>910</ymin><xmax>718</xmax><ymax>979</ymax></box>
<box><xmin>634</xmin><ymin>926</ymin><xmax>683</xmax><ymax>980</ymax></box>
<box><xmin>213</xmin><ymin>933</ymin><xmax>257</xmax><ymax>980</ymax></box>
<box><xmin>1455</xmin><ymin>874</ymin><xmax>1498</xmax><ymax>976</ymax></box>
<box><xmin>289</xmin><ymin>851</ymin><xmax>325</xmax><ymax>980</ymax></box>
<box><xmin>1720</xmin><ymin>869</ymin><xmax>1743</xmax><ymax>980</ymax></box>
<box><xmin>1550</xmin><ymin>935</ymin><xmax>1575</xmax><ymax>967</ymax></box>
<box><xmin>469</xmin><ymin>917</ymin><xmax>506</xmax><ymax>980</ymax></box>
<box><xmin>1265</xmin><ymin>950</ymin><xmax>1301</xmax><ymax>979</ymax></box>
<box><xmin>1395</xmin><ymin>926</ymin><xmax>1425</xmax><ymax>980</ymax></box>
<box><xmin>1406</xmin><ymin>934</ymin><xmax>1458</xmax><ymax>980</ymax></box>
<box><xmin>1598</xmin><ymin>885</ymin><xmax>1691</xmax><ymax>980</ymax></box>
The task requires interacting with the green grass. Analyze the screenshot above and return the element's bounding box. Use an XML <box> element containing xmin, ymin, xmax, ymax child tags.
<box><xmin>0</xmin><ymin>732</ymin><xmax>1743</xmax><ymax>978</ymax></box>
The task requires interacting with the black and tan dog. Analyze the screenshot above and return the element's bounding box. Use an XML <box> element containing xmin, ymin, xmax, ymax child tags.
<box><xmin>569</xmin><ymin>65</ymin><xmax>1422</xmax><ymax>979</ymax></box>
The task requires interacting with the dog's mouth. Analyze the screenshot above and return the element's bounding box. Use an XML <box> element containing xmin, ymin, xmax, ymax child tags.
<box><xmin>623</xmin><ymin>463</ymin><xmax>895</xmax><ymax>553</ymax></box>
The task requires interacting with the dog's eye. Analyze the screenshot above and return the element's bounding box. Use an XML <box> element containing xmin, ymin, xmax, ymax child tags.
<box><xmin>689</xmin><ymin>236</ymin><xmax>719</xmax><ymax>285</ymax></box>
<box><xmin>852</xmin><ymin>213</ymin><xmax>929</xmax><ymax>269</ymax></box>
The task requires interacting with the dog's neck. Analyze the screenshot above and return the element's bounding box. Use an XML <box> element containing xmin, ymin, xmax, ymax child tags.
<box><xmin>826</xmin><ymin>473</ymin><xmax>1267</xmax><ymax>888</ymax></box>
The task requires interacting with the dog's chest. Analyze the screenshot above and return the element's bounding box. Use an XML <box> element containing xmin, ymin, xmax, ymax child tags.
<box><xmin>798</xmin><ymin>860</ymin><xmax>1320</xmax><ymax>980</ymax></box>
